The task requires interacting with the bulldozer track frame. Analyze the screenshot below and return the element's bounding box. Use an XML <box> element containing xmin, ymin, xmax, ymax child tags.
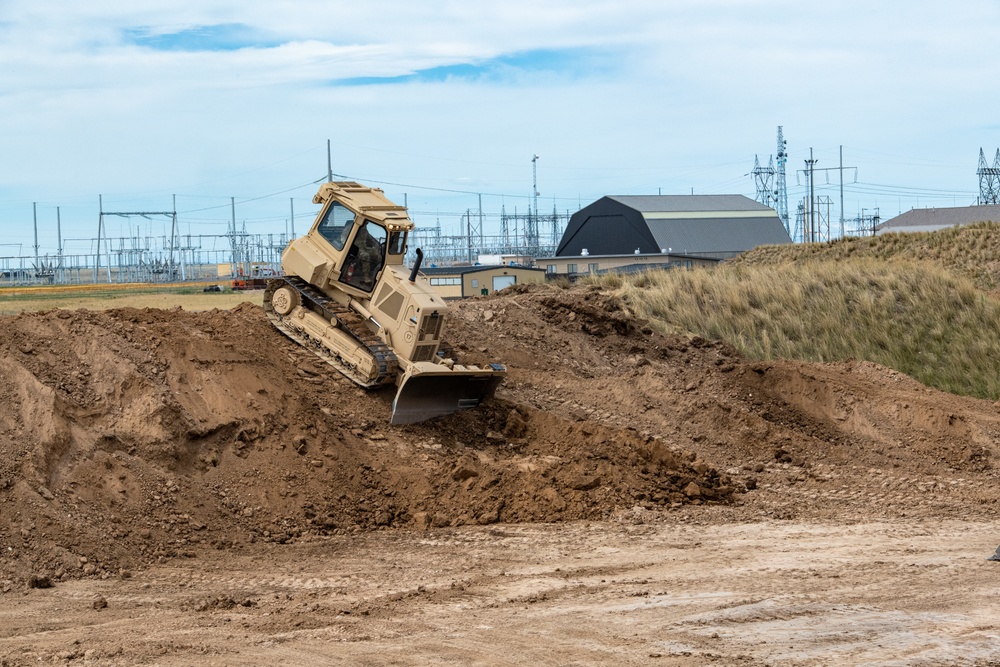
<box><xmin>263</xmin><ymin>277</ymin><xmax>399</xmax><ymax>388</ymax></box>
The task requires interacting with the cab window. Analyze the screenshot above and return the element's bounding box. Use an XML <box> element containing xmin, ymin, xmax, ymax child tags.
<box><xmin>316</xmin><ymin>202</ymin><xmax>355</xmax><ymax>250</ymax></box>
<box><xmin>387</xmin><ymin>231</ymin><xmax>407</xmax><ymax>255</ymax></box>
<box><xmin>339</xmin><ymin>222</ymin><xmax>387</xmax><ymax>292</ymax></box>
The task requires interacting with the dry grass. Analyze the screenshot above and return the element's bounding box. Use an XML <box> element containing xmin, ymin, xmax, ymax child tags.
<box><xmin>735</xmin><ymin>222</ymin><xmax>1000</xmax><ymax>292</ymax></box>
<box><xmin>593</xmin><ymin>257</ymin><xmax>1000</xmax><ymax>401</ymax></box>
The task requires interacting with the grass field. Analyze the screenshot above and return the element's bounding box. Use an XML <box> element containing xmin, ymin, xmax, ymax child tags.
<box><xmin>0</xmin><ymin>284</ymin><xmax>262</xmax><ymax>315</ymax></box>
<box><xmin>593</xmin><ymin>258</ymin><xmax>1000</xmax><ymax>400</ymax></box>
<box><xmin>587</xmin><ymin>222</ymin><xmax>1000</xmax><ymax>402</ymax></box>
<box><xmin>734</xmin><ymin>222</ymin><xmax>1000</xmax><ymax>292</ymax></box>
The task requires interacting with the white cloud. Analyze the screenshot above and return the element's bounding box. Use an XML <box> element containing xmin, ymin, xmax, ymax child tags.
<box><xmin>0</xmin><ymin>0</ymin><xmax>998</xmax><ymax>251</ymax></box>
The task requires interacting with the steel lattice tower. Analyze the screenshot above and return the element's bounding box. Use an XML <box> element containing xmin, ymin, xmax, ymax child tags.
<box><xmin>775</xmin><ymin>126</ymin><xmax>789</xmax><ymax>233</ymax></box>
<box><xmin>751</xmin><ymin>155</ymin><xmax>776</xmax><ymax>207</ymax></box>
<box><xmin>978</xmin><ymin>147</ymin><xmax>1000</xmax><ymax>205</ymax></box>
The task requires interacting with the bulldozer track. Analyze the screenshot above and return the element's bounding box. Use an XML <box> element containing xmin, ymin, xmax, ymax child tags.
<box><xmin>263</xmin><ymin>277</ymin><xmax>399</xmax><ymax>388</ymax></box>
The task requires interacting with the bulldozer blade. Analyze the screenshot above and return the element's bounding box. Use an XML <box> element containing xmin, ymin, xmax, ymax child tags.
<box><xmin>391</xmin><ymin>365</ymin><xmax>505</xmax><ymax>425</ymax></box>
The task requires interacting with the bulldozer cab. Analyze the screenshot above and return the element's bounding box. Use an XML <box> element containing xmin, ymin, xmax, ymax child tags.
<box><xmin>313</xmin><ymin>197</ymin><xmax>407</xmax><ymax>294</ymax></box>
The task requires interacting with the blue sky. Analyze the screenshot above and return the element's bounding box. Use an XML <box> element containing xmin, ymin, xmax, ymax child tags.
<box><xmin>1</xmin><ymin>0</ymin><xmax>999</xmax><ymax>256</ymax></box>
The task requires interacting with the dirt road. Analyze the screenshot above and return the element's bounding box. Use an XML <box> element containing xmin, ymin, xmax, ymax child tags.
<box><xmin>2</xmin><ymin>516</ymin><xmax>999</xmax><ymax>665</ymax></box>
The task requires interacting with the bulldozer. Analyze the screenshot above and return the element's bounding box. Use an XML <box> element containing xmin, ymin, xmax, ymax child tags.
<box><xmin>263</xmin><ymin>181</ymin><xmax>506</xmax><ymax>424</ymax></box>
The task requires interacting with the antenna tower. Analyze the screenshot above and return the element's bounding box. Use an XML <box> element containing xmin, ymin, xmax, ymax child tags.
<box><xmin>775</xmin><ymin>126</ymin><xmax>789</xmax><ymax>233</ymax></box>
<box><xmin>978</xmin><ymin>148</ymin><xmax>1000</xmax><ymax>205</ymax></box>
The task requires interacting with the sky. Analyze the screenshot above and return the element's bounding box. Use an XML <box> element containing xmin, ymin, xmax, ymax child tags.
<box><xmin>2</xmin><ymin>0</ymin><xmax>999</xmax><ymax>259</ymax></box>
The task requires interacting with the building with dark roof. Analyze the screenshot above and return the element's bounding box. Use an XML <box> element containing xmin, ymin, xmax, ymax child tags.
<box><xmin>541</xmin><ymin>194</ymin><xmax>791</xmax><ymax>276</ymax></box>
<box><xmin>876</xmin><ymin>205</ymin><xmax>1000</xmax><ymax>235</ymax></box>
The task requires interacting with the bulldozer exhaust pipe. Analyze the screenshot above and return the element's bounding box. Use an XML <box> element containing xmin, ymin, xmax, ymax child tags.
<box><xmin>409</xmin><ymin>248</ymin><xmax>423</xmax><ymax>283</ymax></box>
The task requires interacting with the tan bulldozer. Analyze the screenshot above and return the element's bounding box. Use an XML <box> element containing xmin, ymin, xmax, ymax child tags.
<box><xmin>263</xmin><ymin>181</ymin><xmax>505</xmax><ymax>424</ymax></box>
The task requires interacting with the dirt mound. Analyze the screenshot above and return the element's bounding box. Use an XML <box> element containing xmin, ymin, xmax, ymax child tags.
<box><xmin>0</xmin><ymin>297</ymin><xmax>728</xmax><ymax>585</ymax></box>
<box><xmin>2</xmin><ymin>283</ymin><xmax>999</xmax><ymax>587</ymax></box>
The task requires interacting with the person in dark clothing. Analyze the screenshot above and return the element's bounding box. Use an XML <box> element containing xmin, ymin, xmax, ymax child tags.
<box><xmin>342</xmin><ymin>222</ymin><xmax>385</xmax><ymax>291</ymax></box>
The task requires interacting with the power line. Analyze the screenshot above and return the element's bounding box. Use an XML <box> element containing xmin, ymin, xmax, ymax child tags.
<box><xmin>847</xmin><ymin>181</ymin><xmax>975</xmax><ymax>196</ymax></box>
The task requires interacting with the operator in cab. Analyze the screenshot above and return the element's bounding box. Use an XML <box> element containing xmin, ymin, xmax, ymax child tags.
<box><xmin>341</xmin><ymin>221</ymin><xmax>386</xmax><ymax>291</ymax></box>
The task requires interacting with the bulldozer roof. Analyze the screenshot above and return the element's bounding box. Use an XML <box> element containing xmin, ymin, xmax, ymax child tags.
<box><xmin>312</xmin><ymin>181</ymin><xmax>413</xmax><ymax>230</ymax></box>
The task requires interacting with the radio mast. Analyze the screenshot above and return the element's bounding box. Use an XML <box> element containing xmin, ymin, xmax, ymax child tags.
<box><xmin>775</xmin><ymin>126</ymin><xmax>790</xmax><ymax>234</ymax></box>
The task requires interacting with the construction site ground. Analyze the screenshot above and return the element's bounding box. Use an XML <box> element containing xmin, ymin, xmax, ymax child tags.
<box><xmin>1</xmin><ymin>283</ymin><xmax>999</xmax><ymax>666</ymax></box>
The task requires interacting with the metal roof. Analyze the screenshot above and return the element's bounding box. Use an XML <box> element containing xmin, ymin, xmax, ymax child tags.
<box><xmin>645</xmin><ymin>217</ymin><xmax>792</xmax><ymax>255</ymax></box>
<box><xmin>607</xmin><ymin>194</ymin><xmax>773</xmax><ymax>214</ymax></box>
<box><xmin>877</xmin><ymin>205</ymin><xmax>1000</xmax><ymax>230</ymax></box>
<box><xmin>556</xmin><ymin>194</ymin><xmax>791</xmax><ymax>258</ymax></box>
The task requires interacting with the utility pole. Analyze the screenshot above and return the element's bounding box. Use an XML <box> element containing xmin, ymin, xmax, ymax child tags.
<box><xmin>289</xmin><ymin>197</ymin><xmax>295</xmax><ymax>237</ymax></box>
<box><xmin>169</xmin><ymin>194</ymin><xmax>177</xmax><ymax>281</ymax></box>
<box><xmin>530</xmin><ymin>154</ymin><xmax>540</xmax><ymax>253</ymax></box>
<box><xmin>327</xmin><ymin>140</ymin><xmax>334</xmax><ymax>183</ymax></box>
<box><xmin>805</xmin><ymin>149</ymin><xmax>817</xmax><ymax>243</ymax></box>
<box><xmin>798</xmin><ymin>149</ymin><xmax>856</xmax><ymax>241</ymax></box>
<box><xmin>839</xmin><ymin>145</ymin><xmax>845</xmax><ymax>238</ymax></box>
<box><xmin>57</xmin><ymin>206</ymin><xmax>63</xmax><ymax>284</ymax></box>
<box><xmin>230</xmin><ymin>196</ymin><xmax>238</xmax><ymax>277</ymax></box>
<box><xmin>97</xmin><ymin>195</ymin><xmax>102</xmax><ymax>283</ymax></box>
<box><xmin>466</xmin><ymin>209</ymin><xmax>473</xmax><ymax>264</ymax></box>
<box><xmin>32</xmin><ymin>202</ymin><xmax>39</xmax><ymax>276</ymax></box>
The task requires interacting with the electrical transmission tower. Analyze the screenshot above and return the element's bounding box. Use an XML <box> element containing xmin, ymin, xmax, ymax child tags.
<box><xmin>978</xmin><ymin>148</ymin><xmax>1000</xmax><ymax>205</ymax></box>
<box><xmin>751</xmin><ymin>155</ymin><xmax>776</xmax><ymax>208</ymax></box>
<box><xmin>775</xmin><ymin>126</ymin><xmax>789</xmax><ymax>234</ymax></box>
<box><xmin>754</xmin><ymin>127</ymin><xmax>790</xmax><ymax>234</ymax></box>
<box><xmin>793</xmin><ymin>201</ymin><xmax>804</xmax><ymax>243</ymax></box>
<box><xmin>815</xmin><ymin>195</ymin><xmax>833</xmax><ymax>242</ymax></box>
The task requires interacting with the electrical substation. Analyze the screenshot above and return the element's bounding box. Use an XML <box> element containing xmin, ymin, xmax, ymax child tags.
<box><xmin>3</xmin><ymin>133</ymin><xmax>998</xmax><ymax>287</ymax></box>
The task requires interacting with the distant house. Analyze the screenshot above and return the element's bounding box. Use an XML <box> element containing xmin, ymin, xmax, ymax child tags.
<box><xmin>876</xmin><ymin>205</ymin><xmax>1000</xmax><ymax>235</ymax></box>
<box><xmin>420</xmin><ymin>265</ymin><xmax>546</xmax><ymax>299</ymax></box>
<box><xmin>540</xmin><ymin>194</ymin><xmax>791</xmax><ymax>276</ymax></box>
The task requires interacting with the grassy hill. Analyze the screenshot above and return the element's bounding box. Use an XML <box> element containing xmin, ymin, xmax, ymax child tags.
<box><xmin>593</xmin><ymin>225</ymin><xmax>1000</xmax><ymax>401</ymax></box>
<box><xmin>733</xmin><ymin>222</ymin><xmax>1000</xmax><ymax>292</ymax></box>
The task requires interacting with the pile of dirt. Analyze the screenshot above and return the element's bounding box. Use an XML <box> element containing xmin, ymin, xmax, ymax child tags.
<box><xmin>1</xmin><ymin>283</ymin><xmax>999</xmax><ymax>587</ymax></box>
